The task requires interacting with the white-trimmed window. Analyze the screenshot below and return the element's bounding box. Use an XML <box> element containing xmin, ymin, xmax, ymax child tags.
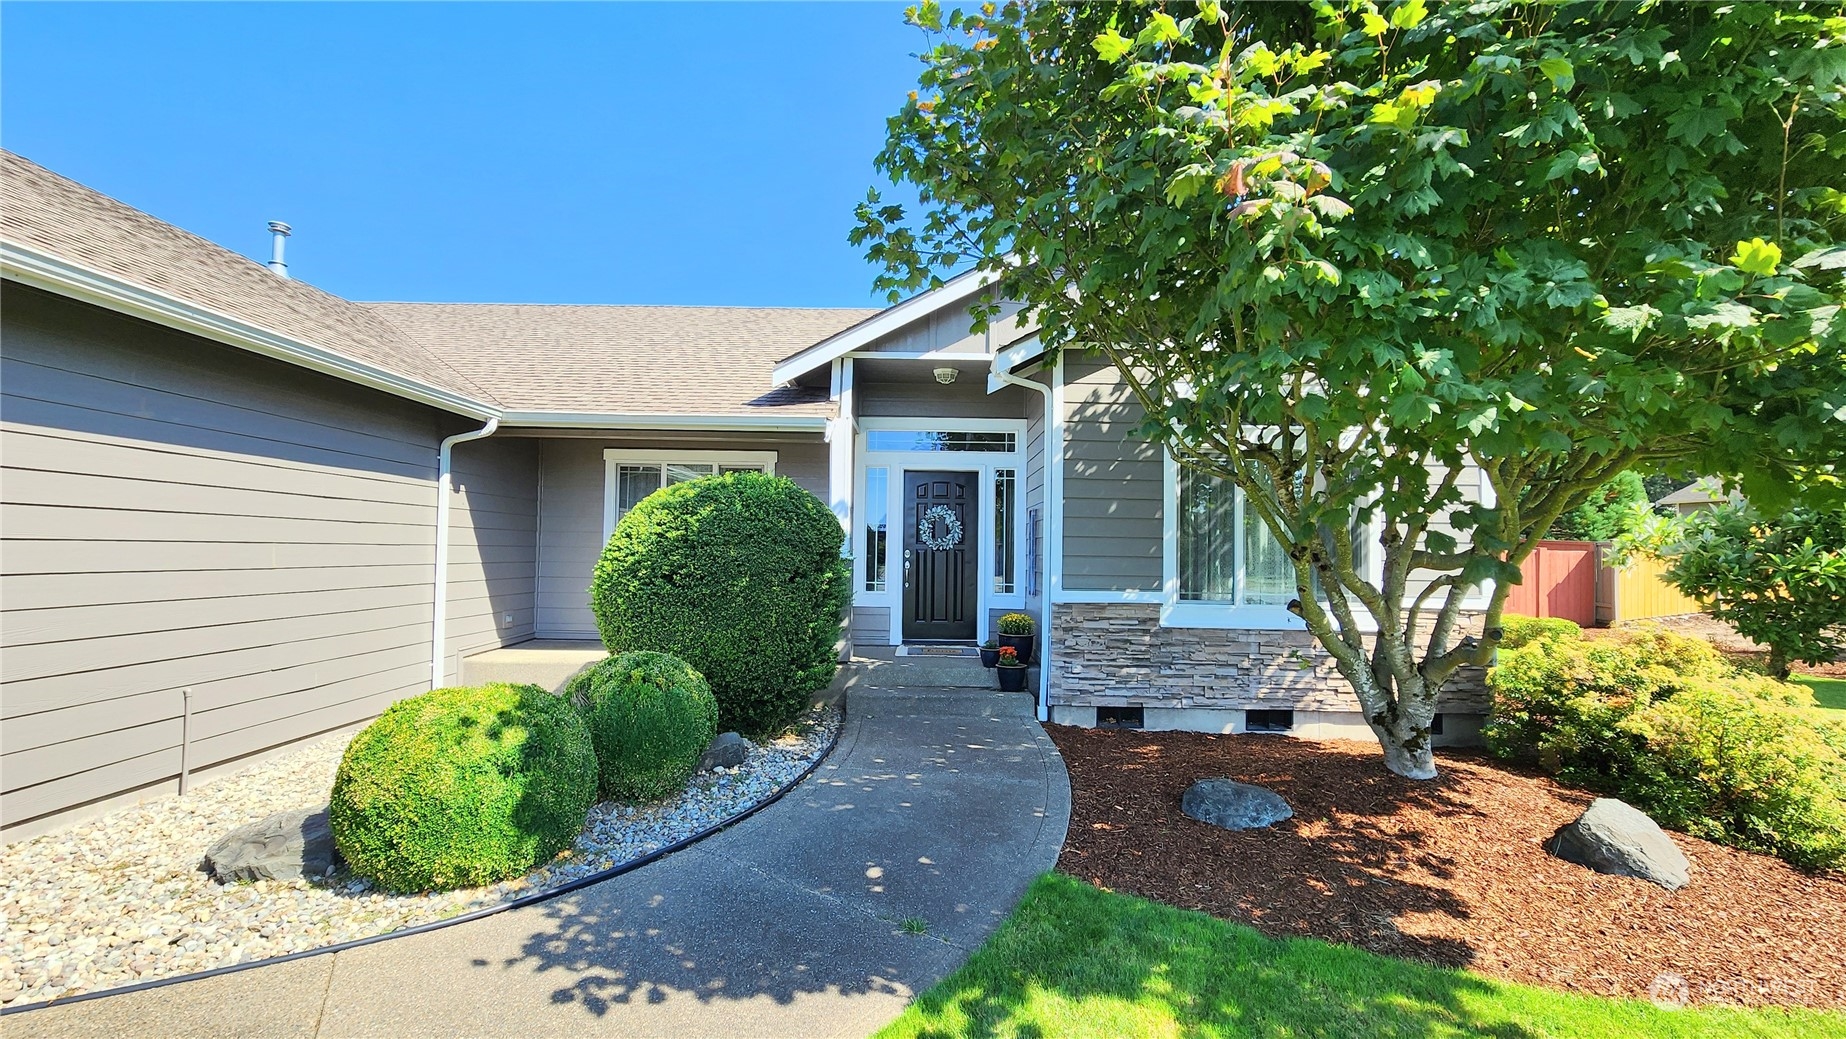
<box><xmin>1162</xmin><ymin>455</ymin><xmax>1376</xmax><ymax>629</ymax></box>
<box><xmin>602</xmin><ymin>449</ymin><xmax>777</xmax><ymax>540</ymax></box>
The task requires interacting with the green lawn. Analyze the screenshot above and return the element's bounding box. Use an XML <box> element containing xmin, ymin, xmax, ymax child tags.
<box><xmin>1795</xmin><ymin>675</ymin><xmax>1846</xmax><ymax>712</ymax></box>
<box><xmin>878</xmin><ymin>873</ymin><xmax>1843</xmax><ymax>1039</ymax></box>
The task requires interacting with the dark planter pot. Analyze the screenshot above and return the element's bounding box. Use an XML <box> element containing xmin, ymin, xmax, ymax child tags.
<box><xmin>998</xmin><ymin>633</ymin><xmax>1036</xmax><ymax>665</ymax></box>
<box><xmin>979</xmin><ymin>647</ymin><xmax>1000</xmax><ymax>669</ymax></box>
<box><xmin>996</xmin><ymin>665</ymin><xmax>1029</xmax><ymax>692</ymax></box>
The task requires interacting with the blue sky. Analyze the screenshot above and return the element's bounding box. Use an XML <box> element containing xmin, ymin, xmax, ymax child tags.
<box><xmin>1</xmin><ymin>2</ymin><xmax>927</xmax><ymax>307</ymax></box>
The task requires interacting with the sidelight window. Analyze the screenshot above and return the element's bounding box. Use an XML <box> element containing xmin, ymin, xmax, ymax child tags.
<box><xmin>864</xmin><ymin>467</ymin><xmax>889</xmax><ymax>592</ymax></box>
<box><xmin>993</xmin><ymin>468</ymin><xmax>1016</xmax><ymax>594</ymax></box>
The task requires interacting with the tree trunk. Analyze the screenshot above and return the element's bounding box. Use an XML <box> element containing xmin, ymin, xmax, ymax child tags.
<box><xmin>1370</xmin><ymin>711</ymin><xmax>1438</xmax><ymax>780</ymax></box>
<box><xmin>1768</xmin><ymin>645</ymin><xmax>1792</xmax><ymax>681</ymax></box>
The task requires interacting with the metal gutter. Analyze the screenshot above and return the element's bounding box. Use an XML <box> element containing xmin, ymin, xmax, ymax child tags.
<box><xmin>989</xmin><ymin>336</ymin><xmax>1056</xmax><ymax>723</ymax></box>
<box><xmin>499</xmin><ymin>410</ymin><xmax>831</xmax><ymax>433</ymax></box>
<box><xmin>432</xmin><ymin>417</ymin><xmax>500</xmax><ymax>689</ymax></box>
<box><xmin>1</xmin><ymin>242</ymin><xmax>500</xmax><ymax>421</ymax></box>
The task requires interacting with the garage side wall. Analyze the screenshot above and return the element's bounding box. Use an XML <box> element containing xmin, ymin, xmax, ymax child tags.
<box><xmin>0</xmin><ymin>287</ymin><xmax>487</xmax><ymax>840</ymax></box>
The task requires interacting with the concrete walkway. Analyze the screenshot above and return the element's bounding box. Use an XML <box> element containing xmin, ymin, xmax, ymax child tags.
<box><xmin>11</xmin><ymin>679</ymin><xmax>1069</xmax><ymax>1039</ymax></box>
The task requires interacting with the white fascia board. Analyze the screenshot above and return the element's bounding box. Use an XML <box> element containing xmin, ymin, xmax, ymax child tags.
<box><xmin>500</xmin><ymin>410</ymin><xmax>830</xmax><ymax>433</ymax></box>
<box><xmin>2</xmin><ymin>241</ymin><xmax>499</xmax><ymax>421</ymax></box>
<box><xmin>771</xmin><ymin>266</ymin><xmax>1000</xmax><ymax>386</ymax></box>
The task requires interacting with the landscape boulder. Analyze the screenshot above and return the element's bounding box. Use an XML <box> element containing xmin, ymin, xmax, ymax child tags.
<box><xmin>698</xmin><ymin>732</ymin><xmax>752</xmax><ymax>772</ymax></box>
<box><xmin>1546</xmin><ymin>798</ymin><xmax>1691</xmax><ymax>891</ymax></box>
<box><xmin>1181</xmin><ymin>779</ymin><xmax>1293</xmax><ymax>831</ymax></box>
<box><xmin>204</xmin><ymin>805</ymin><xmax>339</xmax><ymax>884</ymax></box>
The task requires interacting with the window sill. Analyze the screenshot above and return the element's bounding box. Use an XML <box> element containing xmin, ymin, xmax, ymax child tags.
<box><xmin>1158</xmin><ymin>602</ymin><xmax>1379</xmax><ymax>633</ymax></box>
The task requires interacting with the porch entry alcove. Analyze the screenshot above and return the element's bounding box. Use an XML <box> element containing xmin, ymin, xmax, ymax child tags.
<box><xmin>854</xmin><ymin>418</ymin><xmax>1027</xmax><ymax>647</ymax></box>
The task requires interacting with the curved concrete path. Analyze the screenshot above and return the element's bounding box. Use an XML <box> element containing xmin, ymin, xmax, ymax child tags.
<box><xmin>11</xmin><ymin>684</ymin><xmax>1069</xmax><ymax>1038</ymax></box>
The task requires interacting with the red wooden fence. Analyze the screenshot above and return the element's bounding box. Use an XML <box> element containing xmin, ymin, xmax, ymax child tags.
<box><xmin>1505</xmin><ymin>540</ymin><xmax>1599</xmax><ymax>626</ymax></box>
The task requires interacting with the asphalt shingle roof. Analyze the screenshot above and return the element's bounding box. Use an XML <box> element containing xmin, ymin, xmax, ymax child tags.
<box><xmin>0</xmin><ymin>151</ymin><xmax>495</xmax><ymax>405</ymax></box>
<box><xmin>3</xmin><ymin>150</ymin><xmax>877</xmax><ymax>420</ymax></box>
<box><xmin>365</xmin><ymin>302</ymin><xmax>877</xmax><ymax>417</ymax></box>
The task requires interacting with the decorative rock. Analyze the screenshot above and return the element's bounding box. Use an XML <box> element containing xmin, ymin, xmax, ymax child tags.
<box><xmin>697</xmin><ymin>732</ymin><xmax>752</xmax><ymax>772</ymax></box>
<box><xmin>203</xmin><ymin>807</ymin><xmax>338</xmax><ymax>885</ymax></box>
<box><xmin>0</xmin><ymin>702</ymin><xmax>838</xmax><ymax>1009</ymax></box>
<box><xmin>1180</xmin><ymin>779</ymin><xmax>1294</xmax><ymax>831</ymax></box>
<box><xmin>1546</xmin><ymin>798</ymin><xmax>1691</xmax><ymax>891</ymax></box>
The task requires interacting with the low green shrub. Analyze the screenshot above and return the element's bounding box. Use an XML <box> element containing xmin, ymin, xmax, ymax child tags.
<box><xmin>1485</xmin><ymin>625</ymin><xmax>1846</xmax><ymax>870</ymax></box>
<box><xmin>1496</xmin><ymin>615</ymin><xmax>1583</xmax><ymax>650</ymax></box>
<box><xmin>564</xmin><ymin>651</ymin><xmax>719</xmax><ymax>802</ymax></box>
<box><xmin>998</xmin><ymin>612</ymin><xmax>1036</xmax><ymax>636</ymax></box>
<box><xmin>590</xmin><ymin>471</ymin><xmax>851</xmax><ymax>736</ymax></box>
<box><xmin>329</xmin><ymin>683</ymin><xmax>596</xmax><ymax>893</ymax></box>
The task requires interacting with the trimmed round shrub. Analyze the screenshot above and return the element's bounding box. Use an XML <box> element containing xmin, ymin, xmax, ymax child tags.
<box><xmin>329</xmin><ymin>683</ymin><xmax>596</xmax><ymax>893</ymax></box>
<box><xmin>563</xmin><ymin>651</ymin><xmax>719</xmax><ymax>801</ymax></box>
<box><xmin>591</xmin><ymin>471</ymin><xmax>850</xmax><ymax>736</ymax></box>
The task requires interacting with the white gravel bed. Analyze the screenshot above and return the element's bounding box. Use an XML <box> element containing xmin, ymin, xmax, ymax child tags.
<box><xmin>0</xmin><ymin>702</ymin><xmax>840</xmax><ymax>1008</ymax></box>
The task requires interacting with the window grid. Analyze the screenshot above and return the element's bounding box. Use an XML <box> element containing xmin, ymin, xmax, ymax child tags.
<box><xmin>864</xmin><ymin>467</ymin><xmax>889</xmax><ymax>592</ymax></box>
<box><xmin>993</xmin><ymin>469</ymin><xmax>1016</xmax><ymax>594</ymax></box>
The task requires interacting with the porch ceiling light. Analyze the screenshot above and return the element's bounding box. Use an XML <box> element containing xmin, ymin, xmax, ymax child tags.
<box><xmin>933</xmin><ymin>366</ymin><xmax>959</xmax><ymax>385</ymax></box>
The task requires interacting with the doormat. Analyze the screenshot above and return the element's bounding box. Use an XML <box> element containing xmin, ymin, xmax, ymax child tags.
<box><xmin>900</xmin><ymin>645</ymin><xmax>980</xmax><ymax>657</ymax></box>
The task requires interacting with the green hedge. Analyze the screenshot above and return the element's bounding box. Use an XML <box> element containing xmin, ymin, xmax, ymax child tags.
<box><xmin>564</xmin><ymin>651</ymin><xmax>719</xmax><ymax>802</ymax></box>
<box><xmin>590</xmin><ymin>471</ymin><xmax>850</xmax><ymax>736</ymax></box>
<box><xmin>1485</xmin><ymin>625</ymin><xmax>1846</xmax><ymax>870</ymax></box>
<box><xmin>1496</xmin><ymin>615</ymin><xmax>1583</xmax><ymax>650</ymax></box>
<box><xmin>329</xmin><ymin>683</ymin><xmax>597</xmax><ymax>893</ymax></box>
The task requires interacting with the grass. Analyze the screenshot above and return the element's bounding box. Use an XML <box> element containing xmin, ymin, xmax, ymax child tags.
<box><xmin>1794</xmin><ymin>675</ymin><xmax>1846</xmax><ymax>712</ymax></box>
<box><xmin>877</xmin><ymin>873</ymin><xmax>1844</xmax><ymax>1039</ymax></box>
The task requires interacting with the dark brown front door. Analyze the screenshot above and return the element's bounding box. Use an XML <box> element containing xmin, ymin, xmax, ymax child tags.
<box><xmin>902</xmin><ymin>470</ymin><xmax>977</xmax><ymax>641</ymax></box>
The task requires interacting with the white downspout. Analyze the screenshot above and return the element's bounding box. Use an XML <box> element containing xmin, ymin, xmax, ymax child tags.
<box><xmin>991</xmin><ymin>354</ymin><xmax>1055</xmax><ymax>723</ymax></box>
<box><xmin>432</xmin><ymin>417</ymin><xmax>500</xmax><ymax>689</ymax></box>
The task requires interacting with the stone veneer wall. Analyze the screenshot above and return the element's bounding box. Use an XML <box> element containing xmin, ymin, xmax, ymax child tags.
<box><xmin>1048</xmin><ymin>603</ymin><xmax>1492</xmax><ymax>715</ymax></box>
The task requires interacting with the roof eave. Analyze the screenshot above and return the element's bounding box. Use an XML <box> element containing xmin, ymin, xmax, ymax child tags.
<box><xmin>1</xmin><ymin>241</ymin><xmax>500</xmax><ymax>421</ymax></box>
<box><xmin>498</xmin><ymin>410</ymin><xmax>830</xmax><ymax>433</ymax></box>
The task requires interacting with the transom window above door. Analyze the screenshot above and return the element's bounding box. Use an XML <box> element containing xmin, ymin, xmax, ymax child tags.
<box><xmin>602</xmin><ymin>449</ymin><xmax>777</xmax><ymax>538</ymax></box>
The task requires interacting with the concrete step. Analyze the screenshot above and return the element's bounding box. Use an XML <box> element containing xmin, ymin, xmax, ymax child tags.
<box><xmin>845</xmin><ymin>655</ymin><xmax>1038</xmax><ymax>691</ymax></box>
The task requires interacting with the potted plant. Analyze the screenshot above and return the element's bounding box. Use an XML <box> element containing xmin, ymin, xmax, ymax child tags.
<box><xmin>997</xmin><ymin>612</ymin><xmax>1036</xmax><ymax>665</ymax></box>
<box><xmin>978</xmin><ymin>639</ymin><xmax>1000</xmax><ymax>669</ymax></box>
<box><xmin>994</xmin><ymin>646</ymin><xmax>1029</xmax><ymax>691</ymax></box>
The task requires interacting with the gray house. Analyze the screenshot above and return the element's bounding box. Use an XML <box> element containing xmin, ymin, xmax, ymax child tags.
<box><xmin>1</xmin><ymin>152</ymin><xmax>1488</xmax><ymax>840</ymax></box>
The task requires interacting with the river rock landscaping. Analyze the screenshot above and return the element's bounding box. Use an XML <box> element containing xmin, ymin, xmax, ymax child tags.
<box><xmin>0</xmin><ymin>700</ymin><xmax>838</xmax><ymax>1007</ymax></box>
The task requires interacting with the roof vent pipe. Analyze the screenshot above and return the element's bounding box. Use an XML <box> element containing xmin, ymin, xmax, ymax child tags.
<box><xmin>266</xmin><ymin>221</ymin><xmax>292</xmax><ymax>278</ymax></box>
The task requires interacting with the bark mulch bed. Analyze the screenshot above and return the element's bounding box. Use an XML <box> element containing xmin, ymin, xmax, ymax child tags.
<box><xmin>1049</xmin><ymin>725</ymin><xmax>1846</xmax><ymax>1010</ymax></box>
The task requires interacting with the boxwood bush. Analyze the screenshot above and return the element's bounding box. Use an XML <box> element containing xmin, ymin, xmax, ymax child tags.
<box><xmin>563</xmin><ymin>651</ymin><xmax>719</xmax><ymax>802</ymax></box>
<box><xmin>329</xmin><ymin>683</ymin><xmax>596</xmax><ymax>893</ymax></box>
<box><xmin>1485</xmin><ymin>625</ymin><xmax>1846</xmax><ymax>869</ymax></box>
<box><xmin>591</xmin><ymin>471</ymin><xmax>850</xmax><ymax>736</ymax></box>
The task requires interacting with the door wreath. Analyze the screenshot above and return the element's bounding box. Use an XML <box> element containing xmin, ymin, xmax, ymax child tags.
<box><xmin>917</xmin><ymin>505</ymin><xmax>964</xmax><ymax>551</ymax></box>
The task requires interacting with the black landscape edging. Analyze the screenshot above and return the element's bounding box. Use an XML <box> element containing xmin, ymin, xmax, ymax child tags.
<box><xmin>1</xmin><ymin>703</ymin><xmax>847</xmax><ymax>1017</ymax></box>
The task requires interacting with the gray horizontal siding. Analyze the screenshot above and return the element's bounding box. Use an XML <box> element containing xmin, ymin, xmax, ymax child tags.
<box><xmin>851</xmin><ymin>606</ymin><xmax>891</xmax><ymax>645</ymax></box>
<box><xmin>534</xmin><ymin>436</ymin><xmax>829</xmax><ymax>639</ymax></box>
<box><xmin>857</xmin><ymin>379</ymin><xmax>1026</xmax><ymax>420</ymax></box>
<box><xmin>1060</xmin><ymin>355</ymin><xmax>1163</xmax><ymax>592</ymax></box>
<box><xmin>858</xmin><ymin>293</ymin><xmax>1027</xmax><ymax>356</ymax></box>
<box><xmin>0</xmin><ymin>287</ymin><xmax>508</xmax><ymax>839</ymax></box>
<box><xmin>441</xmin><ymin>437</ymin><xmax>539</xmax><ymax>683</ymax></box>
